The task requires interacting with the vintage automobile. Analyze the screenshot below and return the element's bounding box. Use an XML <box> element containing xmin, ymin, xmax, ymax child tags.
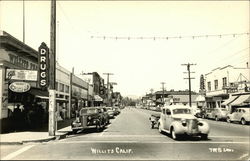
<box><xmin>71</xmin><ymin>107</ymin><xmax>106</xmax><ymax>133</ymax></box>
<box><xmin>206</xmin><ymin>108</ymin><xmax>229</xmax><ymax>121</ymax></box>
<box><xmin>113</xmin><ymin>107</ymin><xmax>121</xmax><ymax>116</ymax></box>
<box><xmin>99</xmin><ymin>107</ymin><xmax>110</xmax><ymax>125</ymax></box>
<box><xmin>158</xmin><ymin>105</ymin><xmax>210</xmax><ymax>140</ymax></box>
<box><xmin>227</xmin><ymin>108</ymin><xmax>250</xmax><ymax>125</ymax></box>
<box><xmin>106</xmin><ymin>107</ymin><xmax>115</xmax><ymax>119</ymax></box>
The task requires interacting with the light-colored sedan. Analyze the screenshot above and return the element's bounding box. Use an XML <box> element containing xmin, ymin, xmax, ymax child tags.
<box><xmin>227</xmin><ymin>108</ymin><xmax>250</xmax><ymax>125</ymax></box>
<box><xmin>158</xmin><ymin>105</ymin><xmax>210</xmax><ymax>140</ymax></box>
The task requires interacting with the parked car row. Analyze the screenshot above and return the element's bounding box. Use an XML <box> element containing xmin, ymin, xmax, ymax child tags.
<box><xmin>191</xmin><ymin>107</ymin><xmax>250</xmax><ymax>125</ymax></box>
<box><xmin>71</xmin><ymin>106</ymin><xmax>121</xmax><ymax>133</ymax></box>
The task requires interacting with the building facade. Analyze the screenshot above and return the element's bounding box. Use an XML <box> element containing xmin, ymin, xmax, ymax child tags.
<box><xmin>205</xmin><ymin>65</ymin><xmax>250</xmax><ymax>110</ymax></box>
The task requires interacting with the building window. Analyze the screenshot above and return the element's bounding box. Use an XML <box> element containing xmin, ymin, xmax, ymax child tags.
<box><xmin>59</xmin><ymin>83</ymin><xmax>64</xmax><ymax>92</ymax></box>
<box><xmin>65</xmin><ymin>85</ymin><xmax>69</xmax><ymax>93</ymax></box>
<box><xmin>222</xmin><ymin>77</ymin><xmax>227</xmax><ymax>88</ymax></box>
<box><xmin>207</xmin><ymin>82</ymin><xmax>211</xmax><ymax>91</ymax></box>
<box><xmin>55</xmin><ymin>82</ymin><xmax>58</xmax><ymax>91</ymax></box>
<box><xmin>214</xmin><ymin>80</ymin><xmax>218</xmax><ymax>90</ymax></box>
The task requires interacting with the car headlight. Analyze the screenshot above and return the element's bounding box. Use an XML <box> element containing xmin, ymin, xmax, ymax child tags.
<box><xmin>198</xmin><ymin>122</ymin><xmax>203</xmax><ymax>126</ymax></box>
<box><xmin>181</xmin><ymin>119</ymin><xmax>187</xmax><ymax>126</ymax></box>
<box><xmin>88</xmin><ymin>116</ymin><xmax>91</xmax><ymax>120</ymax></box>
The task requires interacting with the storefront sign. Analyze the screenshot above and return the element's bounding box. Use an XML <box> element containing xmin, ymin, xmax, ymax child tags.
<box><xmin>38</xmin><ymin>42</ymin><xmax>49</xmax><ymax>90</ymax></box>
<box><xmin>6</xmin><ymin>69</ymin><xmax>37</xmax><ymax>81</ymax></box>
<box><xmin>9</xmin><ymin>82</ymin><xmax>31</xmax><ymax>93</ymax></box>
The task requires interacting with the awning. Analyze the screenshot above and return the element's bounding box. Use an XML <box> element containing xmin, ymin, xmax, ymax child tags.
<box><xmin>231</xmin><ymin>94</ymin><xmax>250</xmax><ymax>106</ymax></box>
<box><xmin>94</xmin><ymin>95</ymin><xmax>103</xmax><ymax>102</ymax></box>
<box><xmin>195</xmin><ymin>95</ymin><xmax>205</xmax><ymax>102</ymax></box>
<box><xmin>222</xmin><ymin>95</ymin><xmax>239</xmax><ymax>105</ymax></box>
<box><xmin>28</xmin><ymin>88</ymin><xmax>49</xmax><ymax>97</ymax></box>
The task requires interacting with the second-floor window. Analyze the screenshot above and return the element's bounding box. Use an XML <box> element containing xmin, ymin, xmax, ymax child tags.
<box><xmin>214</xmin><ymin>80</ymin><xmax>218</xmax><ymax>90</ymax></box>
<box><xmin>222</xmin><ymin>77</ymin><xmax>227</xmax><ymax>88</ymax></box>
<box><xmin>59</xmin><ymin>83</ymin><xmax>64</xmax><ymax>92</ymax></box>
<box><xmin>207</xmin><ymin>82</ymin><xmax>211</xmax><ymax>91</ymax></box>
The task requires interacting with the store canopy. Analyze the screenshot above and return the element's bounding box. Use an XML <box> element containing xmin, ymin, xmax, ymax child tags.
<box><xmin>222</xmin><ymin>95</ymin><xmax>239</xmax><ymax>105</ymax></box>
<box><xmin>28</xmin><ymin>88</ymin><xmax>49</xmax><ymax>98</ymax></box>
<box><xmin>94</xmin><ymin>95</ymin><xmax>103</xmax><ymax>102</ymax></box>
<box><xmin>231</xmin><ymin>94</ymin><xmax>250</xmax><ymax>106</ymax></box>
<box><xmin>195</xmin><ymin>95</ymin><xmax>205</xmax><ymax>102</ymax></box>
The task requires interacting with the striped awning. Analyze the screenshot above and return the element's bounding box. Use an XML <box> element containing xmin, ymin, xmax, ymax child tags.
<box><xmin>222</xmin><ymin>95</ymin><xmax>239</xmax><ymax>105</ymax></box>
<box><xmin>231</xmin><ymin>94</ymin><xmax>250</xmax><ymax>106</ymax></box>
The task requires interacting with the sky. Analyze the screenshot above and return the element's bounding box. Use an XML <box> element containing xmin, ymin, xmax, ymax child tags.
<box><xmin>0</xmin><ymin>1</ymin><xmax>249</xmax><ymax>98</ymax></box>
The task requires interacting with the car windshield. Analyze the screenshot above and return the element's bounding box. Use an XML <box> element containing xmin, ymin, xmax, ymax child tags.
<box><xmin>220</xmin><ymin>109</ymin><xmax>227</xmax><ymax>111</ymax></box>
<box><xmin>173</xmin><ymin>108</ymin><xmax>191</xmax><ymax>114</ymax></box>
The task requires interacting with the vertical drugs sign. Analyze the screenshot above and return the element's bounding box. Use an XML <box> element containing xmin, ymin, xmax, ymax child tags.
<box><xmin>38</xmin><ymin>42</ymin><xmax>49</xmax><ymax>90</ymax></box>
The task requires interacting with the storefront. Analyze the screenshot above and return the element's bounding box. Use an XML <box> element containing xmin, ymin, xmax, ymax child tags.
<box><xmin>0</xmin><ymin>31</ymin><xmax>49</xmax><ymax>132</ymax></box>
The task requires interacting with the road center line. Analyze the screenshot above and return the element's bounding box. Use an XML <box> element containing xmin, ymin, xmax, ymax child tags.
<box><xmin>2</xmin><ymin>145</ymin><xmax>35</xmax><ymax>160</ymax></box>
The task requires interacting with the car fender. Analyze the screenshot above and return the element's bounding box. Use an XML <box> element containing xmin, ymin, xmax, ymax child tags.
<box><xmin>170</xmin><ymin>121</ymin><xmax>185</xmax><ymax>135</ymax></box>
<box><xmin>198</xmin><ymin>120</ymin><xmax>210</xmax><ymax>134</ymax></box>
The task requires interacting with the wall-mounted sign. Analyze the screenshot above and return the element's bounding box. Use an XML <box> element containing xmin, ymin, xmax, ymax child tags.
<box><xmin>6</xmin><ymin>69</ymin><xmax>37</xmax><ymax>81</ymax></box>
<box><xmin>38</xmin><ymin>42</ymin><xmax>49</xmax><ymax>90</ymax></box>
<box><xmin>9</xmin><ymin>82</ymin><xmax>31</xmax><ymax>93</ymax></box>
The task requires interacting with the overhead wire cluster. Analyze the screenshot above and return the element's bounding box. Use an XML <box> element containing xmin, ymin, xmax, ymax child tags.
<box><xmin>90</xmin><ymin>32</ymin><xmax>249</xmax><ymax>40</ymax></box>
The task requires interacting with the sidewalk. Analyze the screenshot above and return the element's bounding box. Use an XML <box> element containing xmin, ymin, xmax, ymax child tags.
<box><xmin>0</xmin><ymin>118</ymin><xmax>74</xmax><ymax>145</ymax></box>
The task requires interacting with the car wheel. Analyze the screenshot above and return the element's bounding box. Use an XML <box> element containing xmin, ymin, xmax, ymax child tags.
<box><xmin>151</xmin><ymin>122</ymin><xmax>154</xmax><ymax>129</ymax></box>
<box><xmin>171</xmin><ymin>127</ymin><xmax>179</xmax><ymax>140</ymax></box>
<box><xmin>215</xmin><ymin>116</ymin><xmax>219</xmax><ymax>121</ymax></box>
<box><xmin>200</xmin><ymin>134</ymin><xmax>208</xmax><ymax>140</ymax></box>
<box><xmin>241</xmin><ymin>118</ymin><xmax>246</xmax><ymax>125</ymax></box>
<box><xmin>202</xmin><ymin>114</ymin><xmax>205</xmax><ymax>119</ymax></box>
<box><xmin>227</xmin><ymin>117</ymin><xmax>231</xmax><ymax>123</ymax></box>
<box><xmin>72</xmin><ymin>129</ymin><xmax>78</xmax><ymax>134</ymax></box>
<box><xmin>96</xmin><ymin>123</ymin><xmax>101</xmax><ymax>131</ymax></box>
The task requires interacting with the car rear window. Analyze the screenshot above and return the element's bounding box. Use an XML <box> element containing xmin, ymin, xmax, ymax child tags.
<box><xmin>87</xmin><ymin>109</ymin><xmax>97</xmax><ymax>114</ymax></box>
<box><xmin>173</xmin><ymin>109</ymin><xmax>191</xmax><ymax>114</ymax></box>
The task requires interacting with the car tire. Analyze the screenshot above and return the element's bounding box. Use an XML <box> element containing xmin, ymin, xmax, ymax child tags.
<box><xmin>200</xmin><ymin>134</ymin><xmax>208</xmax><ymax>140</ymax></box>
<box><xmin>215</xmin><ymin>116</ymin><xmax>219</xmax><ymax>121</ymax></box>
<box><xmin>72</xmin><ymin>129</ymin><xmax>78</xmax><ymax>134</ymax></box>
<box><xmin>151</xmin><ymin>123</ymin><xmax>154</xmax><ymax>129</ymax></box>
<box><xmin>241</xmin><ymin>118</ymin><xmax>246</xmax><ymax>125</ymax></box>
<box><xmin>227</xmin><ymin>117</ymin><xmax>231</xmax><ymax>123</ymax></box>
<box><xmin>171</xmin><ymin>127</ymin><xmax>179</xmax><ymax>140</ymax></box>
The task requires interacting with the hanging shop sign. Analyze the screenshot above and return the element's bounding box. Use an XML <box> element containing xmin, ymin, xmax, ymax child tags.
<box><xmin>6</xmin><ymin>69</ymin><xmax>37</xmax><ymax>81</ymax></box>
<box><xmin>38</xmin><ymin>42</ymin><xmax>49</xmax><ymax>90</ymax></box>
<box><xmin>9</xmin><ymin>82</ymin><xmax>31</xmax><ymax>93</ymax></box>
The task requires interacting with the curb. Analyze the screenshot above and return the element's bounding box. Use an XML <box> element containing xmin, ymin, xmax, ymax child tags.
<box><xmin>0</xmin><ymin>136</ymin><xmax>56</xmax><ymax>145</ymax></box>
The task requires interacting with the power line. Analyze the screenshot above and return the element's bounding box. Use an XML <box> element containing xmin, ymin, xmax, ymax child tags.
<box><xmin>90</xmin><ymin>32</ymin><xmax>249</xmax><ymax>40</ymax></box>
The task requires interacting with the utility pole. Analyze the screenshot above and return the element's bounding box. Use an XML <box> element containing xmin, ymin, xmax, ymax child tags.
<box><xmin>48</xmin><ymin>0</ymin><xmax>56</xmax><ymax>136</ymax></box>
<box><xmin>22</xmin><ymin>0</ymin><xmax>25</xmax><ymax>43</ymax></box>
<box><xmin>182</xmin><ymin>63</ymin><xmax>196</xmax><ymax>107</ymax></box>
<box><xmin>161</xmin><ymin>82</ymin><xmax>165</xmax><ymax>105</ymax></box>
<box><xmin>103</xmin><ymin>73</ymin><xmax>114</xmax><ymax>106</ymax></box>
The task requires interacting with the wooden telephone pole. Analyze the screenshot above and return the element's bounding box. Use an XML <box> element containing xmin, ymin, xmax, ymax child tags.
<box><xmin>161</xmin><ymin>82</ymin><xmax>165</xmax><ymax>105</ymax></box>
<box><xmin>48</xmin><ymin>0</ymin><xmax>56</xmax><ymax>136</ymax></box>
<box><xmin>182</xmin><ymin>63</ymin><xmax>196</xmax><ymax>107</ymax></box>
<box><xmin>103</xmin><ymin>73</ymin><xmax>114</xmax><ymax>106</ymax></box>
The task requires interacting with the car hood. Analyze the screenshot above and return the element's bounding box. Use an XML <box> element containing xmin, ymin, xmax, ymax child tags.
<box><xmin>172</xmin><ymin>114</ymin><xmax>197</xmax><ymax>120</ymax></box>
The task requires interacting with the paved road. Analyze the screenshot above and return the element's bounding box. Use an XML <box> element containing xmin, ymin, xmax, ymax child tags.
<box><xmin>1</xmin><ymin>107</ymin><xmax>249</xmax><ymax>160</ymax></box>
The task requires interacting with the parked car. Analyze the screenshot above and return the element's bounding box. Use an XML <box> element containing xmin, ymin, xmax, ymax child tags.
<box><xmin>158</xmin><ymin>105</ymin><xmax>210</xmax><ymax>140</ymax></box>
<box><xmin>227</xmin><ymin>108</ymin><xmax>250</xmax><ymax>125</ymax></box>
<box><xmin>99</xmin><ymin>107</ymin><xmax>110</xmax><ymax>125</ymax></box>
<box><xmin>206</xmin><ymin>108</ymin><xmax>229</xmax><ymax>121</ymax></box>
<box><xmin>71</xmin><ymin>107</ymin><xmax>106</xmax><ymax>133</ymax></box>
<box><xmin>106</xmin><ymin>107</ymin><xmax>115</xmax><ymax>119</ymax></box>
<box><xmin>113</xmin><ymin>107</ymin><xmax>121</xmax><ymax>116</ymax></box>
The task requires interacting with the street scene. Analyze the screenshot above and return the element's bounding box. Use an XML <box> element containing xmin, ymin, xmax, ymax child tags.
<box><xmin>0</xmin><ymin>1</ymin><xmax>250</xmax><ymax>160</ymax></box>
